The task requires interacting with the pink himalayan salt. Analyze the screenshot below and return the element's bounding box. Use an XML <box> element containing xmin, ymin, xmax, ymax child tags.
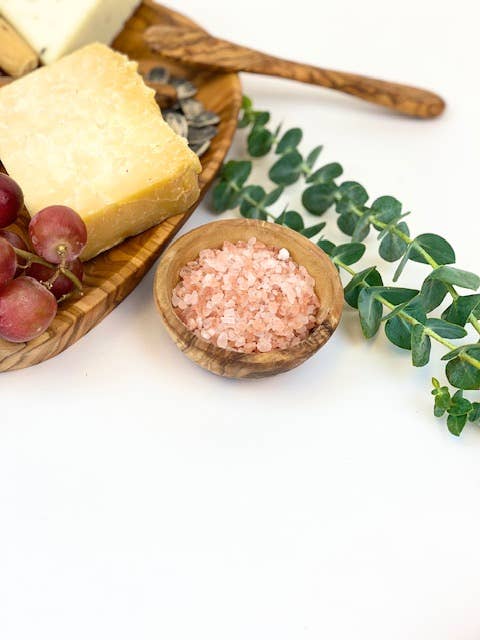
<box><xmin>172</xmin><ymin>237</ymin><xmax>320</xmax><ymax>353</ymax></box>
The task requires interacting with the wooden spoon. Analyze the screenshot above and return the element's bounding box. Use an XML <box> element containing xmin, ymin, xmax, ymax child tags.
<box><xmin>154</xmin><ymin>219</ymin><xmax>344</xmax><ymax>379</ymax></box>
<box><xmin>145</xmin><ymin>25</ymin><xmax>445</xmax><ymax>119</ymax></box>
<box><xmin>0</xmin><ymin>75</ymin><xmax>177</xmax><ymax>108</ymax></box>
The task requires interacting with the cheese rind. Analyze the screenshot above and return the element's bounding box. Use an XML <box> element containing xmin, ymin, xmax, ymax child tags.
<box><xmin>0</xmin><ymin>43</ymin><xmax>201</xmax><ymax>261</ymax></box>
<box><xmin>0</xmin><ymin>0</ymin><xmax>141</xmax><ymax>64</ymax></box>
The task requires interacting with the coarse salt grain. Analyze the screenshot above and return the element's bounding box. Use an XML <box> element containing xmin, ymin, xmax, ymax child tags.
<box><xmin>172</xmin><ymin>237</ymin><xmax>320</xmax><ymax>353</ymax></box>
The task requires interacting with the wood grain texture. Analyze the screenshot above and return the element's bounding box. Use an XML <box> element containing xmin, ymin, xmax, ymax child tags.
<box><xmin>0</xmin><ymin>1</ymin><xmax>242</xmax><ymax>373</ymax></box>
<box><xmin>145</xmin><ymin>25</ymin><xmax>445</xmax><ymax>119</ymax></box>
<box><xmin>154</xmin><ymin>219</ymin><xmax>344</xmax><ymax>379</ymax></box>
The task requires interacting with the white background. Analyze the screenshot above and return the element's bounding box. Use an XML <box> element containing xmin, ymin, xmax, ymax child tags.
<box><xmin>1</xmin><ymin>1</ymin><xmax>479</xmax><ymax>638</ymax></box>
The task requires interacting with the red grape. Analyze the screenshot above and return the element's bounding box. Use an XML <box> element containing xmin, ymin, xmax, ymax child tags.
<box><xmin>0</xmin><ymin>230</ymin><xmax>28</xmax><ymax>252</ymax></box>
<box><xmin>0</xmin><ymin>230</ymin><xmax>28</xmax><ymax>276</ymax></box>
<box><xmin>27</xmin><ymin>258</ymin><xmax>84</xmax><ymax>300</ymax></box>
<box><xmin>0</xmin><ymin>276</ymin><xmax>57</xmax><ymax>343</ymax></box>
<box><xmin>29</xmin><ymin>205</ymin><xmax>87</xmax><ymax>263</ymax></box>
<box><xmin>0</xmin><ymin>237</ymin><xmax>16</xmax><ymax>287</ymax></box>
<box><xmin>0</xmin><ymin>174</ymin><xmax>24</xmax><ymax>228</ymax></box>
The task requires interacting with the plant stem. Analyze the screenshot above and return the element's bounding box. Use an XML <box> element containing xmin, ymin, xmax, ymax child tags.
<box><xmin>13</xmin><ymin>247</ymin><xmax>83</xmax><ymax>292</ymax></box>
<box><xmin>343</xmin><ymin>201</ymin><xmax>480</xmax><ymax>338</ymax></box>
<box><xmin>334</xmin><ymin>258</ymin><xmax>480</xmax><ymax>372</ymax></box>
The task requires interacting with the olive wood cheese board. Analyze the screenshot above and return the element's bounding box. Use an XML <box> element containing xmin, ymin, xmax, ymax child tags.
<box><xmin>0</xmin><ymin>1</ymin><xmax>242</xmax><ymax>372</ymax></box>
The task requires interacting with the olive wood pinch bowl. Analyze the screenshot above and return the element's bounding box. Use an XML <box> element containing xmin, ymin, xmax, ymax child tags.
<box><xmin>154</xmin><ymin>219</ymin><xmax>344</xmax><ymax>378</ymax></box>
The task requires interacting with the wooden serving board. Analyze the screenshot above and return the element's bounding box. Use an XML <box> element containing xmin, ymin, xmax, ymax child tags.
<box><xmin>0</xmin><ymin>1</ymin><xmax>242</xmax><ymax>372</ymax></box>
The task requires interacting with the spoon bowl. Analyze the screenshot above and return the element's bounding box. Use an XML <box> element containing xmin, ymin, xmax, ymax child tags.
<box><xmin>154</xmin><ymin>219</ymin><xmax>344</xmax><ymax>378</ymax></box>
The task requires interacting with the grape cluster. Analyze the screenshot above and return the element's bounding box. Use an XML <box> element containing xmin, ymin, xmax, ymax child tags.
<box><xmin>0</xmin><ymin>174</ymin><xmax>87</xmax><ymax>343</ymax></box>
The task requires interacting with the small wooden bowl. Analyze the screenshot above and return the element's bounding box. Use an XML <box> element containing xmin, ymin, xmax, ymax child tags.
<box><xmin>154</xmin><ymin>219</ymin><xmax>344</xmax><ymax>378</ymax></box>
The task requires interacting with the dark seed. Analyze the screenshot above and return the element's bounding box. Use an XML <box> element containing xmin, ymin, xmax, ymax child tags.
<box><xmin>188</xmin><ymin>111</ymin><xmax>221</xmax><ymax>128</ymax></box>
<box><xmin>165</xmin><ymin>112</ymin><xmax>188</xmax><ymax>138</ymax></box>
<box><xmin>187</xmin><ymin>125</ymin><xmax>218</xmax><ymax>145</ymax></box>
<box><xmin>147</xmin><ymin>66</ymin><xmax>170</xmax><ymax>83</ymax></box>
<box><xmin>190</xmin><ymin>140</ymin><xmax>211</xmax><ymax>157</ymax></box>
<box><xmin>179</xmin><ymin>98</ymin><xmax>204</xmax><ymax>120</ymax></box>
<box><xmin>170</xmin><ymin>77</ymin><xmax>197</xmax><ymax>99</ymax></box>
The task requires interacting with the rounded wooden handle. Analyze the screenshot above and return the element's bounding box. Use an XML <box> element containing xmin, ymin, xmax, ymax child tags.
<box><xmin>145</xmin><ymin>25</ymin><xmax>445</xmax><ymax>119</ymax></box>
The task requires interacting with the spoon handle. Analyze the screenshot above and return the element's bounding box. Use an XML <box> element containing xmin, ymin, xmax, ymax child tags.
<box><xmin>145</xmin><ymin>25</ymin><xmax>445</xmax><ymax>119</ymax></box>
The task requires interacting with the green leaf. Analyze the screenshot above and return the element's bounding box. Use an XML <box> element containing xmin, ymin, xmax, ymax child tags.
<box><xmin>300</xmin><ymin>222</ymin><xmax>326</xmax><ymax>238</ymax></box>
<box><xmin>370</xmin><ymin>195</ymin><xmax>402</xmax><ymax>224</ymax></box>
<box><xmin>337</xmin><ymin>211</ymin><xmax>359</xmax><ymax>236</ymax></box>
<box><xmin>317</xmin><ymin>239</ymin><xmax>336</xmax><ymax>256</ymax></box>
<box><xmin>378</xmin><ymin>222</ymin><xmax>410</xmax><ymax>262</ymax></box>
<box><xmin>212</xmin><ymin>181</ymin><xmax>242</xmax><ymax>213</ymax></box>
<box><xmin>336</xmin><ymin>182</ymin><xmax>369</xmax><ymax>212</ymax></box>
<box><xmin>332</xmin><ymin>242</ymin><xmax>365</xmax><ymax>266</ymax></box>
<box><xmin>376</xmin><ymin>287</ymin><xmax>419</xmax><ymax>306</ymax></box>
<box><xmin>239</xmin><ymin>185</ymin><xmax>268</xmax><ymax>219</ymax></box>
<box><xmin>469</xmin><ymin>403</ymin><xmax>480</xmax><ymax>423</ymax></box>
<box><xmin>276</xmin><ymin>210</ymin><xmax>304</xmax><ymax>231</ymax></box>
<box><xmin>344</xmin><ymin>267</ymin><xmax>383</xmax><ymax>308</ymax></box>
<box><xmin>305</xmin><ymin>146</ymin><xmax>323</xmax><ymax>170</ymax></box>
<box><xmin>447</xmin><ymin>413</ymin><xmax>468</xmax><ymax>436</ymax></box>
<box><xmin>445</xmin><ymin>346</ymin><xmax>480</xmax><ymax>390</ymax></box>
<box><xmin>392</xmin><ymin>245</ymin><xmax>412</xmax><ymax>281</ymax></box>
<box><xmin>425</xmin><ymin>318</ymin><xmax>467</xmax><ymax>339</ymax></box>
<box><xmin>411</xmin><ymin>324</ymin><xmax>431</xmax><ymax>367</ymax></box>
<box><xmin>276</xmin><ymin>128</ymin><xmax>302</xmax><ymax>154</ymax></box>
<box><xmin>429</xmin><ymin>266</ymin><xmax>480</xmax><ymax>291</ymax></box>
<box><xmin>358</xmin><ymin>288</ymin><xmax>383</xmax><ymax>338</ymax></box>
<box><xmin>263</xmin><ymin>186</ymin><xmax>284</xmax><ymax>206</ymax></box>
<box><xmin>307</xmin><ymin>162</ymin><xmax>343</xmax><ymax>185</ymax></box>
<box><xmin>384</xmin><ymin>300</ymin><xmax>426</xmax><ymax>350</ymax></box>
<box><xmin>419</xmin><ymin>278</ymin><xmax>449</xmax><ymax>313</ymax></box>
<box><xmin>302</xmin><ymin>183</ymin><xmax>337</xmax><ymax>215</ymax></box>
<box><xmin>213</xmin><ymin>161</ymin><xmax>252</xmax><ymax>211</ymax></box>
<box><xmin>352</xmin><ymin>213</ymin><xmax>371</xmax><ymax>242</ymax></box>
<box><xmin>409</xmin><ymin>233</ymin><xmax>456</xmax><ymax>266</ymax></box>
<box><xmin>441</xmin><ymin>294</ymin><xmax>480</xmax><ymax>326</ymax></box>
<box><xmin>448</xmin><ymin>390</ymin><xmax>472</xmax><ymax>417</ymax></box>
<box><xmin>221</xmin><ymin>160</ymin><xmax>252</xmax><ymax>185</ymax></box>
<box><xmin>432</xmin><ymin>380</ymin><xmax>451</xmax><ymax>417</ymax></box>
<box><xmin>269</xmin><ymin>150</ymin><xmax>304</xmax><ymax>186</ymax></box>
<box><xmin>248</xmin><ymin>126</ymin><xmax>274</xmax><ymax>157</ymax></box>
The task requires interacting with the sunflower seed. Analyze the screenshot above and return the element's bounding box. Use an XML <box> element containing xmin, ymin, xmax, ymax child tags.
<box><xmin>190</xmin><ymin>140</ymin><xmax>211</xmax><ymax>157</ymax></box>
<box><xmin>188</xmin><ymin>110</ymin><xmax>221</xmax><ymax>128</ymax></box>
<box><xmin>165</xmin><ymin>112</ymin><xmax>188</xmax><ymax>138</ymax></box>
<box><xmin>170</xmin><ymin>77</ymin><xmax>197</xmax><ymax>99</ymax></box>
<box><xmin>187</xmin><ymin>125</ymin><xmax>218</xmax><ymax>145</ymax></box>
<box><xmin>147</xmin><ymin>66</ymin><xmax>170</xmax><ymax>84</ymax></box>
<box><xmin>179</xmin><ymin>98</ymin><xmax>204</xmax><ymax>121</ymax></box>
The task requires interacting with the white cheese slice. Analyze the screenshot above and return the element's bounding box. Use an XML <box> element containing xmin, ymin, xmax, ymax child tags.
<box><xmin>0</xmin><ymin>0</ymin><xmax>141</xmax><ymax>64</ymax></box>
<box><xmin>0</xmin><ymin>43</ymin><xmax>201</xmax><ymax>260</ymax></box>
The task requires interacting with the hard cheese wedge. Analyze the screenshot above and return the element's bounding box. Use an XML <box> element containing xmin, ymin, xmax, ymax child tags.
<box><xmin>0</xmin><ymin>43</ymin><xmax>201</xmax><ymax>261</ymax></box>
<box><xmin>0</xmin><ymin>0</ymin><xmax>141</xmax><ymax>64</ymax></box>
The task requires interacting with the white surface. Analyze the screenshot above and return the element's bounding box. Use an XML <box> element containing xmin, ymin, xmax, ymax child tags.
<box><xmin>1</xmin><ymin>1</ymin><xmax>479</xmax><ymax>638</ymax></box>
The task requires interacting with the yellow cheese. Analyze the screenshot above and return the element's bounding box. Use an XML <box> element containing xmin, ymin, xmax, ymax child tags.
<box><xmin>0</xmin><ymin>43</ymin><xmax>201</xmax><ymax>260</ymax></box>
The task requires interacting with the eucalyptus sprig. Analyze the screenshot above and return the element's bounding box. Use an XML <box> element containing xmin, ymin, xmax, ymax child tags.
<box><xmin>211</xmin><ymin>96</ymin><xmax>480</xmax><ymax>436</ymax></box>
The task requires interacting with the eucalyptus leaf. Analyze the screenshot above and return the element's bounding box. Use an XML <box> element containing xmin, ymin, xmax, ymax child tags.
<box><xmin>429</xmin><ymin>266</ymin><xmax>480</xmax><ymax>291</ymax></box>
<box><xmin>302</xmin><ymin>183</ymin><xmax>337</xmax><ymax>215</ymax></box>
<box><xmin>352</xmin><ymin>213</ymin><xmax>371</xmax><ymax>242</ymax></box>
<box><xmin>300</xmin><ymin>222</ymin><xmax>326</xmax><ymax>238</ymax></box>
<box><xmin>447</xmin><ymin>413</ymin><xmax>468</xmax><ymax>436</ymax></box>
<box><xmin>336</xmin><ymin>182</ymin><xmax>369</xmax><ymax>211</ymax></box>
<box><xmin>378</xmin><ymin>222</ymin><xmax>410</xmax><ymax>262</ymax></box>
<box><xmin>276</xmin><ymin>128</ymin><xmax>302</xmax><ymax>154</ymax></box>
<box><xmin>276</xmin><ymin>210</ymin><xmax>304</xmax><ymax>231</ymax></box>
<box><xmin>263</xmin><ymin>185</ymin><xmax>284</xmax><ymax>206</ymax></box>
<box><xmin>448</xmin><ymin>390</ymin><xmax>472</xmax><ymax>417</ymax></box>
<box><xmin>307</xmin><ymin>162</ymin><xmax>343</xmax><ymax>185</ymax></box>
<box><xmin>239</xmin><ymin>185</ymin><xmax>267</xmax><ymax>219</ymax></box>
<box><xmin>343</xmin><ymin>267</ymin><xmax>383</xmax><ymax>308</ymax></box>
<box><xmin>411</xmin><ymin>324</ymin><xmax>431</xmax><ymax>367</ymax></box>
<box><xmin>248</xmin><ymin>127</ymin><xmax>274</xmax><ymax>157</ymax></box>
<box><xmin>469</xmin><ymin>403</ymin><xmax>480</xmax><ymax>423</ymax></box>
<box><xmin>370</xmin><ymin>195</ymin><xmax>402</xmax><ymax>224</ymax></box>
<box><xmin>269</xmin><ymin>151</ymin><xmax>304</xmax><ymax>185</ymax></box>
<box><xmin>221</xmin><ymin>160</ymin><xmax>252</xmax><ymax>185</ymax></box>
<box><xmin>358</xmin><ymin>288</ymin><xmax>383</xmax><ymax>338</ymax></box>
<box><xmin>409</xmin><ymin>233</ymin><xmax>456</xmax><ymax>265</ymax></box>
<box><xmin>445</xmin><ymin>346</ymin><xmax>480</xmax><ymax>390</ymax></box>
<box><xmin>441</xmin><ymin>294</ymin><xmax>480</xmax><ymax>326</ymax></box>
<box><xmin>337</xmin><ymin>211</ymin><xmax>360</xmax><ymax>236</ymax></box>
<box><xmin>425</xmin><ymin>318</ymin><xmax>468</xmax><ymax>339</ymax></box>
<box><xmin>317</xmin><ymin>239</ymin><xmax>336</xmax><ymax>256</ymax></box>
<box><xmin>332</xmin><ymin>242</ymin><xmax>366</xmax><ymax>266</ymax></box>
<box><xmin>384</xmin><ymin>300</ymin><xmax>426</xmax><ymax>350</ymax></box>
<box><xmin>419</xmin><ymin>278</ymin><xmax>449</xmax><ymax>313</ymax></box>
<box><xmin>305</xmin><ymin>145</ymin><xmax>323</xmax><ymax>170</ymax></box>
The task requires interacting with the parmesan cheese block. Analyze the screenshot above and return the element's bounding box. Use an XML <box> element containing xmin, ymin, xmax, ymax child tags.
<box><xmin>0</xmin><ymin>0</ymin><xmax>141</xmax><ymax>64</ymax></box>
<box><xmin>0</xmin><ymin>43</ymin><xmax>201</xmax><ymax>261</ymax></box>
